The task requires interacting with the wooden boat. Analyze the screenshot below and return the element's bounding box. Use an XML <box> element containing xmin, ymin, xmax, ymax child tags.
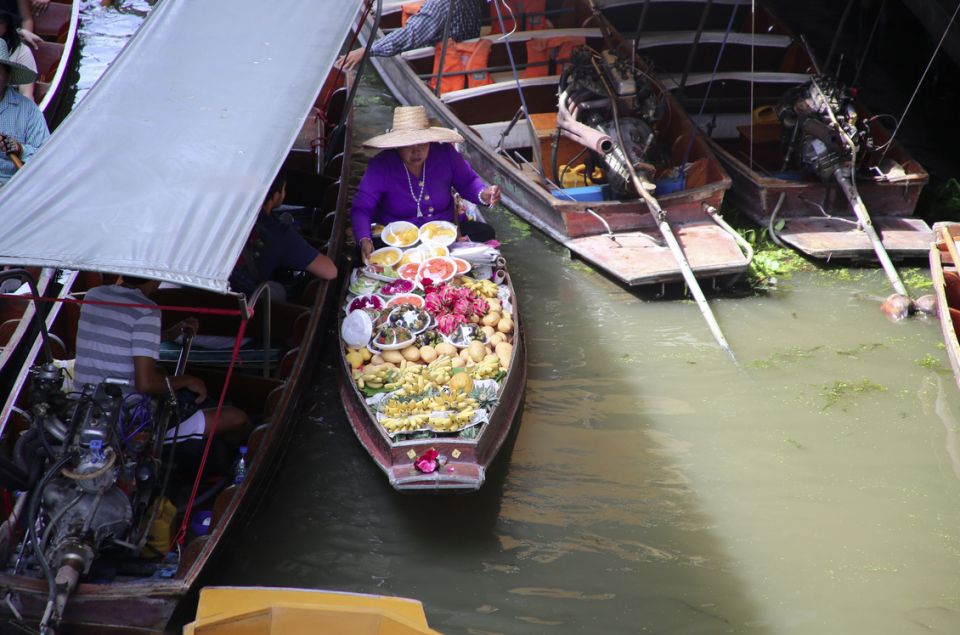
<box><xmin>183</xmin><ymin>586</ymin><xmax>441</xmax><ymax>634</ymax></box>
<box><xmin>362</xmin><ymin>1</ymin><xmax>751</xmax><ymax>287</ymax></box>
<box><xmin>33</xmin><ymin>0</ymin><xmax>81</xmax><ymax>126</ymax></box>
<box><xmin>598</xmin><ymin>0</ymin><xmax>931</xmax><ymax>261</ymax></box>
<box><xmin>338</xmin><ymin>231</ymin><xmax>526</xmax><ymax>491</ymax></box>
<box><xmin>930</xmin><ymin>222</ymin><xmax>960</xmax><ymax>390</ymax></box>
<box><xmin>0</xmin><ymin>0</ymin><xmax>81</xmax><ymax>389</ymax></box>
<box><xmin>0</xmin><ymin>0</ymin><xmax>365</xmax><ymax>631</ymax></box>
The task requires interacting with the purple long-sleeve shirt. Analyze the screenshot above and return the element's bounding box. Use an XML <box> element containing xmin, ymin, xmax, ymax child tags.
<box><xmin>351</xmin><ymin>143</ymin><xmax>486</xmax><ymax>243</ymax></box>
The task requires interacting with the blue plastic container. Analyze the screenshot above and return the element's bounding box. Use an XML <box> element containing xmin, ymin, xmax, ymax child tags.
<box><xmin>550</xmin><ymin>184</ymin><xmax>608</xmax><ymax>202</ymax></box>
<box><xmin>189</xmin><ymin>510</ymin><xmax>212</xmax><ymax>536</ymax></box>
<box><xmin>654</xmin><ymin>175</ymin><xmax>686</xmax><ymax>195</ymax></box>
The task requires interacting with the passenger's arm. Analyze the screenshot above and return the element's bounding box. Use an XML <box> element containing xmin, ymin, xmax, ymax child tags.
<box><xmin>370</xmin><ymin>0</ymin><xmax>448</xmax><ymax>57</ymax></box>
<box><xmin>133</xmin><ymin>356</ymin><xmax>207</xmax><ymax>402</ymax></box>
<box><xmin>16</xmin><ymin>0</ymin><xmax>34</xmax><ymax>33</ymax></box>
<box><xmin>305</xmin><ymin>252</ymin><xmax>338</xmax><ymax>281</ymax></box>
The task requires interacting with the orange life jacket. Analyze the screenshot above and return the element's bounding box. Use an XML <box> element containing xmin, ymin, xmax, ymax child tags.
<box><xmin>431</xmin><ymin>38</ymin><xmax>494</xmax><ymax>95</ymax></box>
<box><xmin>489</xmin><ymin>0</ymin><xmax>550</xmax><ymax>34</ymax></box>
<box><xmin>400</xmin><ymin>1</ymin><xmax>423</xmax><ymax>27</ymax></box>
<box><xmin>523</xmin><ymin>36</ymin><xmax>586</xmax><ymax>78</ymax></box>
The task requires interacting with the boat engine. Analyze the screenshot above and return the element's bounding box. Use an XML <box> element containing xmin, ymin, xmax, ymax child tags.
<box><xmin>556</xmin><ymin>48</ymin><xmax>666</xmax><ymax>198</ymax></box>
<box><xmin>8</xmin><ymin>363</ymin><xmax>161</xmax><ymax>632</ymax></box>
<box><xmin>776</xmin><ymin>75</ymin><xmax>876</xmax><ymax>181</ymax></box>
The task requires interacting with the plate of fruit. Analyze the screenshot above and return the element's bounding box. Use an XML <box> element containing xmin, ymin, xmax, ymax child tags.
<box><xmin>371</xmin><ymin>325</ymin><xmax>415</xmax><ymax>350</ymax></box>
<box><xmin>382</xmin><ymin>221</ymin><xmax>420</xmax><ymax>248</ymax></box>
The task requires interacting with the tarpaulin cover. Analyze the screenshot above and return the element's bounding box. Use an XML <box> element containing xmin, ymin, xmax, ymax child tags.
<box><xmin>0</xmin><ymin>0</ymin><xmax>361</xmax><ymax>292</ymax></box>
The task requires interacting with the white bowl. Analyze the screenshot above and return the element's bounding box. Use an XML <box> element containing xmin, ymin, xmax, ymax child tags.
<box><xmin>419</xmin><ymin>220</ymin><xmax>457</xmax><ymax>247</ymax></box>
<box><xmin>367</xmin><ymin>246</ymin><xmax>402</xmax><ymax>268</ymax></box>
<box><xmin>382</xmin><ymin>221</ymin><xmax>420</xmax><ymax>248</ymax></box>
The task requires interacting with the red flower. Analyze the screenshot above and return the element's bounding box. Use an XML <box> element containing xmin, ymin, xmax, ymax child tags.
<box><xmin>414</xmin><ymin>448</ymin><xmax>440</xmax><ymax>473</ymax></box>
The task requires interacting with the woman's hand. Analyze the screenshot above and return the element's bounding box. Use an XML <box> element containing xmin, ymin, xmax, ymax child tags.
<box><xmin>17</xmin><ymin>28</ymin><xmax>42</xmax><ymax>51</ymax></box>
<box><xmin>480</xmin><ymin>185</ymin><xmax>501</xmax><ymax>206</ymax></box>
<box><xmin>360</xmin><ymin>237</ymin><xmax>374</xmax><ymax>263</ymax></box>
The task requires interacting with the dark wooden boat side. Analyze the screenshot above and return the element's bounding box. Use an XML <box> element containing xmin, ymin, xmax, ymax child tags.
<box><xmin>363</xmin><ymin>1</ymin><xmax>751</xmax><ymax>287</ymax></box>
<box><xmin>0</xmin><ymin>77</ymin><xmax>353</xmax><ymax>634</ymax></box>
<box><xmin>598</xmin><ymin>0</ymin><xmax>932</xmax><ymax>260</ymax></box>
<box><xmin>36</xmin><ymin>0</ymin><xmax>81</xmax><ymax>127</ymax></box>
<box><xmin>337</xmin><ymin>272</ymin><xmax>527</xmax><ymax>492</ymax></box>
<box><xmin>930</xmin><ymin>223</ymin><xmax>960</xmax><ymax>392</ymax></box>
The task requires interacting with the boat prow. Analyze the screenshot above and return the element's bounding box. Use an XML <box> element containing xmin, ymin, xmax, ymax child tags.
<box><xmin>184</xmin><ymin>586</ymin><xmax>441</xmax><ymax>635</ymax></box>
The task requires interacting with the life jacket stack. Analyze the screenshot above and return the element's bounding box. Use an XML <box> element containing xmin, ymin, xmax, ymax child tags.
<box><xmin>430</xmin><ymin>39</ymin><xmax>494</xmax><ymax>95</ymax></box>
<box><xmin>489</xmin><ymin>0</ymin><xmax>550</xmax><ymax>33</ymax></box>
<box><xmin>523</xmin><ymin>36</ymin><xmax>586</xmax><ymax>78</ymax></box>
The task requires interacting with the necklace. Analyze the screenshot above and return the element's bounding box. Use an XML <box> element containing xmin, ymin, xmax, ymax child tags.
<box><xmin>404</xmin><ymin>161</ymin><xmax>427</xmax><ymax>218</ymax></box>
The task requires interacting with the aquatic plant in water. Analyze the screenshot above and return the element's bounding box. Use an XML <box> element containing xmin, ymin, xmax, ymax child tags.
<box><xmin>820</xmin><ymin>379</ymin><xmax>887</xmax><ymax>411</ymax></box>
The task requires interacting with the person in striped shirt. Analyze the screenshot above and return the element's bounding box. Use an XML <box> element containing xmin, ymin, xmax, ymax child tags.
<box><xmin>0</xmin><ymin>37</ymin><xmax>47</xmax><ymax>184</ymax></box>
<box><xmin>73</xmin><ymin>276</ymin><xmax>250</xmax><ymax>445</ymax></box>
<box><xmin>338</xmin><ymin>0</ymin><xmax>483</xmax><ymax>70</ymax></box>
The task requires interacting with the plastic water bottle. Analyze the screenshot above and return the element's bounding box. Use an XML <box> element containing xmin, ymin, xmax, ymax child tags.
<box><xmin>234</xmin><ymin>446</ymin><xmax>248</xmax><ymax>485</ymax></box>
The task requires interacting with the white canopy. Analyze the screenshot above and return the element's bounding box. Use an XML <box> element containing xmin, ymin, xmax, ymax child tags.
<box><xmin>0</xmin><ymin>0</ymin><xmax>362</xmax><ymax>292</ymax></box>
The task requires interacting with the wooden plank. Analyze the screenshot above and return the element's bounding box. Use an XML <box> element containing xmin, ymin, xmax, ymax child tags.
<box><xmin>568</xmin><ymin>220</ymin><xmax>748</xmax><ymax>286</ymax></box>
<box><xmin>777</xmin><ymin>216</ymin><xmax>932</xmax><ymax>259</ymax></box>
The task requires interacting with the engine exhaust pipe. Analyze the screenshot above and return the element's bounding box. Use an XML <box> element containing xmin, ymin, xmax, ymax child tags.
<box><xmin>557</xmin><ymin>90</ymin><xmax>614</xmax><ymax>155</ymax></box>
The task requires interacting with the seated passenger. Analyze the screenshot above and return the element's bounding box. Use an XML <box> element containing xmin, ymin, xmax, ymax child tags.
<box><xmin>351</xmin><ymin>105</ymin><xmax>500</xmax><ymax>262</ymax></box>
<box><xmin>0</xmin><ymin>38</ymin><xmax>48</xmax><ymax>184</ymax></box>
<box><xmin>0</xmin><ymin>1</ymin><xmax>37</xmax><ymax>100</ymax></box>
<box><xmin>230</xmin><ymin>171</ymin><xmax>338</xmax><ymax>300</ymax></box>
<box><xmin>73</xmin><ymin>276</ymin><xmax>251</xmax><ymax>445</ymax></box>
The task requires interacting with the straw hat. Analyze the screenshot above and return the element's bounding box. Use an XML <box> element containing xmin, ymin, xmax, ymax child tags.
<box><xmin>0</xmin><ymin>40</ymin><xmax>36</xmax><ymax>86</ymax></box>
<box><xmin>363</xmin><ymin>106</ymin><xmax>463</xmax><ymax>149</ymax></box>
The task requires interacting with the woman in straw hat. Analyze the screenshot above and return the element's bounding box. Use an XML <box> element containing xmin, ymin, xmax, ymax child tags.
<box><xmin>351</xmin><ymin>105</ymin><xmax>501</xmax><ymax>261</ymax></box>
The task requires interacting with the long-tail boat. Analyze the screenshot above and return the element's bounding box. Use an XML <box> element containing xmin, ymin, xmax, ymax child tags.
<box><xmin>0</xmin><ymin>0</ymin><xmax>364</xmax><ymax>631</ymax></box>
<box><xmin>361</xmin><ymin>0</ymin><xmax>751</xmax><ymax>287</ymax></box>
<box><xmin>599</xmin><ymin>0</ymin><xmax>931</xmax><ymax>261</ymax></box>
<box><xmin>337</xmin><ymin>219</ymin><xmax>526</xmax><ymax>491</ymax></box>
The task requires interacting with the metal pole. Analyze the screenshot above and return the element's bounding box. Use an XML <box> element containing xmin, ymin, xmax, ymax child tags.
<box><xmin>833</xmin><ymin>167</ymin><xmax>908</xmax><ymax>297</ymax></box>
<box><xmin>490</xmin><ymin>0</ymin><xmax>546</xmax><ymax>178</ymax></box>
<box><xmin>678</xmin><ymin>0</ymin><xmax>714</xmax><ymax>96</ymax></box>
<box><xmin>823</xmin><ymin>0</ymin><xmax>856</xmax><ymax>75</ymax></box>
<box><xmin>433</xmin><ymin>0</ymin><xmax>454</xmax><ymax>98</ymax></box>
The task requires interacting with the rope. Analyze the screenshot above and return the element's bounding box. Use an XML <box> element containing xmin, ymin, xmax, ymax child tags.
<box><xmin>679</xmin><ymin>0</ymin><xmax>741</xmax><ymax>175</ymax></box>
<box><xmin>171</xmin><ymin>317</ymin><xmax>249</xmax><ymax>549</ymax></box>
<box><xmin>0</xmin><ymin>293</ymin><xmax>243</xmax><ymax>316</ymax></box>
<box><xmin>880</xmin><ymin>0</ymin><xmax>960</xmax><ymax>162</ymax></box>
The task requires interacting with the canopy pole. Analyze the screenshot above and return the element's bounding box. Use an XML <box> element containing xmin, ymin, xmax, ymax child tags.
<box><xmin>433</xmin><ymin>0</ymin><xmax>454</xmax><ymax>98</ymax></box>
<box><xmin>677</xmin><ymin>0</ymin><xmax>714</xmax><ymax>96</ymax></box>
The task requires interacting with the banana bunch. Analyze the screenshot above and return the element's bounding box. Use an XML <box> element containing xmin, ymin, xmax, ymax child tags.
<box><xmin>380</xmin><ymin>414</ymin><xmax>430</xmax><ymax>434</ymax></box>
<box><xmin>425</xmin><ymin>355</ymin><xmax>453</xmax><ymax>385</ymax></box>
<box><xmin>428</xmin><ymin>408</ymin><xmax>476</xmax><ymax>432</ymax></box>
<box><xmin>461</xmin><ymin>278</ymin><xmax>499</xmax><ymax>298</ymax></box>
<box><xmin>470</xmin><ymin>354</ymin><xmax>501</xmax><ymax>380</ymax></box>
<box><xmin>381</xmin><ymin>392</ymin><xmax>478</xmax><ymax>418</ymax></box>
<box><xmin>354</xmin><ymin>364</ymin><xmax>394</xmax><ymax>390</ymax></box>
<box><xmin>385</xmin><ymin>371</ymin><xmax>436</xmax><ymax>397</ymax></box>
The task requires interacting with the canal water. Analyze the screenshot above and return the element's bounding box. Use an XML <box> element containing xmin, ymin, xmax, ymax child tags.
<box><xmin>77</xmin><ymin>2</ymin><xmax>960</xmax><ymax>634</ymax></box>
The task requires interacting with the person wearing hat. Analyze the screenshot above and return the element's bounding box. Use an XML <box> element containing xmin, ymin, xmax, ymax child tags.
<box><xmin>351</xmin><ymin>105</ymin><xmax>500</xmax><ymax>261</ymax></box>
<box><xmin>338</xmin><ymin>0</ymin><xmax>483</xmax><ymax>71</ymax></box>
<box><xmin>0</xmin><ymin>35</ymin><xmax>48</xmax><ymax>185</ymax></box>
<box><xmin>0</xmin><ymin>0</ymin><xmax>39</xmax><ymax>100</ymax></box>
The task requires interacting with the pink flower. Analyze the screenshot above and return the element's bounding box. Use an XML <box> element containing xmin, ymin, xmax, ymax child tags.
<box><xmin>414</xmin><ymin>449</ymin><xmax>439</xmax><ymax>473</ymax></box>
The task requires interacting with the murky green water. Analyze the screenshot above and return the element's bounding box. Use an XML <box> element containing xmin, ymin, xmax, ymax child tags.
<box><xmin>76</xmin><ymin>5</ymin><xmax>960</xmax><ymax>633</ymax></box>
